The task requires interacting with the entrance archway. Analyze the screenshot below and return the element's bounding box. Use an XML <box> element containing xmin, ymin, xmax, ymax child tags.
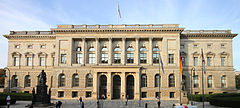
<box><xmin>99</xmin><ymin>75</ymin><xmax>107</xmax><ymax>99</ymax></box>
<box><xmin>112</xmin><ymin>75</ymin><xmax>121</xmax><ymax>99</ymax></box>
<box><xmin>126</xmin><ymin>75</ymin><xmax>134</xmax><ymax>99</ymax></box>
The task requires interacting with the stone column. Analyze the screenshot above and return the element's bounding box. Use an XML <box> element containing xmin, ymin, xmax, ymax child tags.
<box><xmin>107</xmin><ymin>72</ymin><xmax>112</xmax><ymax>100</ymax></box>
<box><xmin>135</xmin><ymin>72</ymin><xmax>140</xmax><ymax>100</ymax></box>
<box><xmin>149</xmin><ymin>38</ymin><xmax>153</xmax><ymax>65</ymax></box>
<box><xmin>121</xmin><ymin>72</ymin><xmax>126</xmax><ymax>99</ymax></box>
<box><xmin>135</xmin><ymin>38</ymin><xmax>139</xmax><ymax>65</ymax></box>
<box><xmin>95</xmin><ymin>38</ymin><xmax>99</xmax><ymax>65</ymax></box>
<box><xmin>108</xmin><ymin>38</ymin><xmax>112</xmax><ymax>65</ymax></box>
<box><xmin>122</xmin><ymin>38</ymin><xmax>126</xmax><ymax>65</ymax></box>
<box><xmin>92</xmin><ymin>72</ymin><xmax>98</xmax><ymax>99</ymax></box>
<box><xmin>68</xmin><ymin>38</ymin><xmax>73</xmax><ymax>66</ymax></box>
<box><xmin>82</xmin><ymin>38</ymin><xmax>86</xmax><ymax>65</ymax></box>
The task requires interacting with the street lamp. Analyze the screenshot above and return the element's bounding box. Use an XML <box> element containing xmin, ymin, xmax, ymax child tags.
<box><xmin>4</xmin><ymin>67</ymin><xmax>11</xmax><ymax>108</ymax></box>
<box><xmin>190</xmin><ymin>67</ymin><xmax>195</xmax><ymax>105</ymax></box>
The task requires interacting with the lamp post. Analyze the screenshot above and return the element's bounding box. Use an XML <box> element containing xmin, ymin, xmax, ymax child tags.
<box><xmin>190</xmin><ymin>67</ymin><xmax>195</xmax><ymax>105</ymax></box>
<box><xmin>4</xmin><ymin>67</ymin><xmax>11</xmax><ymax>108</ymax></box>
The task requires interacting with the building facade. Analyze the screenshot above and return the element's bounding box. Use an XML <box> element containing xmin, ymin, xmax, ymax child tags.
<box><xmin>2</xmin><ymin>24</ymin><xmax>237</xmax><ymax>100</ymax></box>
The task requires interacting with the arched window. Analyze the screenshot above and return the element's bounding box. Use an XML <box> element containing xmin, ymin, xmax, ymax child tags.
<box><xmin>114</xmin><ymin>47</ymin><xmax>121</xmax><ymax>63</ymax></box>
<box><xmin>76</xmin><ymin>47</ymin><xmax>82</xmax><ymax>51</ymax></box>
<box><xmin>88</xmin><ymin>47</ymin><xmax>95</xmax><ymax>64</ymax></box>
<box><xmin>127</xmin><ymin>46</ymin><xmax>134</xmax><ymax>51</ymax></box>
<box><xmin>207</xmin><ymin>75</ymin><xmax>213</xmax><ymax>88</ymax></box>
<box><xmin>141</xmin><ymin>74</ymin><xmax>147</xmax><ymax>87</ymax></box>
<box><xmin>140</xmin><ymin>47</ymin><xmax>147</xmax><ymax>52</ymax></box>
<box><xmin>193</xmin><ymin>75</ymin><xmax>199</xmax><ymax>88</ymax></box>
<box><xmin>127</xmin><ymin>46</ymin><xmax>134</xmax><ymax>63</ymax></box>
<box><xmin>24</xmin><ymin>75</ymin><xmax>31</xmax><ymax>87</ymax></box>
<box><xmin>12</xmin><ymin>75</ymin><xmax>18</xmax><ymax>87</ymax></box>
<box><xmin>72</xmin><ymin>74</ymin><xmax>79</xmax><ymax>87</ymax></box>
<box><xmin>86</xmin><ymin>73</ymin><xmax>93</xmax><ymax>87</ymax></box>
<box><xmin>155</xmin><ymin>74</ymin><xmax>161</xmax><ymax>87</ymax></box>
<box><xmin>221</xmin><ymin>75</ymin><xmax>226</xmax><ymax>88</ymax></box>
<box><xmin>101</xmin><ymin>47</ymin><xmax>108</xmax><ymax>63</ymax></box>
<box><xmin>89</xmin><ymin>47</ymin><xmax>95</xmax><ymax>52</ymax></box>
<box><xmin>153</xmin><ymin>47</ymin><xmax>160</xmax><ymax>52</ymax></box>
<box><xmin>58</xmin><ymin>74</ymin><xmax>65</xmax><ymax>87</ymax></box>
<box><xmin>140</xmin><ymin>46</ymin><xmax>147</xmax><ymax>64</ymax></box>
<box><xmin>153</xmin><ymin>47</ymin><xmax>160</xmax><ymax>63</ymax></box>
<box><xmin>114</xmin><ymin>47</ymin><xmax>121</xmax><ymax>52</ymax></box>
<box><xmin>169</xmin><ymin>74</ymin><xmax>175</xmax><ymax>87</ymax></box>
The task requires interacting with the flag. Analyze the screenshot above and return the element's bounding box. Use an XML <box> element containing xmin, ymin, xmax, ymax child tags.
<box><xmin>159</xmin><ymin>53</ymin><xmax>164</xmax><ymax>73</ymax></box>
<box><xmin>118</xmin><ymin>3</ymin><xmax>122</xmax><ymax>18</ymax></box>
<box><xmin>180</xmin><ymin>56</ymin><xmax>183</xmax><ymax>75</ymax></box>
<box><xmin>201</xmin><ymin>49</ymin><xmax>206</xmax><ymax>74</ymax></box>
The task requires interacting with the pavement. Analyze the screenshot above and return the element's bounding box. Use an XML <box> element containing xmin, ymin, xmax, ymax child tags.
<box><xmin>0</xmin><ymin>100</ymin><xmax>229</xmax><ymax>108</ymax></box>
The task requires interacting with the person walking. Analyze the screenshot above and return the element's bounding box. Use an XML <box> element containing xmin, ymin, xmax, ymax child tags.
<box><xmin>79</xmin><ymin>97</ymin><xmax>84</xmax><ymax>108</ymax></box>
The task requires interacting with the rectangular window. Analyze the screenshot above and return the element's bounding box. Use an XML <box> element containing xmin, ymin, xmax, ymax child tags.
<box><xmin>193</xmin><ymin>44</ymin><xmax>198</xmax><ymax>48</ymax></box>
<box><xmin>114</xmin><ymin>53</ymin><xmax>121</xmax><ymax>63</ymax></box>
<box><xmin>181</xmin><ymin>57</ymin><xmax>185</xmax><ymax>66</ymax></box>
<box><xmin>89</xmin><ymin>53</ymin><xmax>95</xmax><ymax>64</ymax></box>
<box><xmin>58</xmin><ymin>91</ymin><xmax>64</xmax><ymax>98</ymax></box>
<box><xmin>61</xmin><ymin>54</ymin><xmax>67</xmax><ymax>64</ymax></box>
<box><xmin>170</xmin><ymin>92</ymin><xmax>175</xmax><ymax>98</ymax></box>
<box><xmin>127</xmin><ymin>53</ymin><xmax>134</xmax><ymax>63</ymax></box>
<box><xmin>52</xmin><ymin>57</ymin><xmax>55</xmax><ymax>66</ymax></box>
<box><xmin>27</xmin><ymin>57</ymin><xmax>32</xmax><ymax>66</ymax></box>
<box><xmin>209</xmin><ymin>92</ymin><xmax>213</xmax><ymax>94</ymax></box>
<box><xmin>221</xmin><ymin>57</ymin><xmax>225</xmax><ymax>66</ymax></box>
<box><xmin>141</xmin><ymin>92</ymin><xmax>147</xmax><ymax>98</ymax></box>
<box><xmin>194</xmin><ymin>75</ymin><xmax>199</xmax><ymax>88</ymax></box>
<box><xmin>40</xmin><ymin>45</ymin><xmax>46</xmax><ymax>49</ymax></box>
<box><xmin>72</xmin><ymin>91</ymin><xmax>78</xmax><ymax>98</ymax></box>
<box><xmin>14</xmin><ymin>57</ymin><xmax>19</xmax><ymax>66</ymax></box>
<box><xmin>168</xmin><ymin>54</ymin><xmax>174</xmax><ymax>64</ymax></box>
<box><xmin>140</xmin><ymin>53</ymin><xmax>147</xmax><ymax>63</ymax></box>
<box><xmin>207</xmin><ymin>44</ymin><xmax>212</xmax><ymax>48</ymax></box>
<box><xmin>221</xmin><ymin>44</ymin><xmax>225</xmax><ymax>48</ymax></box>
<box><xmin>15</xmin><ymin>45</ymin><xmax>20</xmax><ymax>49</ymax></box>
<box><xmin>207</xmin><ymin>57</ymin><xmax>212</xmax><ymax>66</ymax></box>
<box><xmin>27</xmin><ymin>45</ymin><xmax>32</xmax><ymax>49</ymax></box>
<box><xmin>153</xmin><ymin>53</ymin><xmax>159</xmax><ymax>64</ymax></box>
<box><xmin>195</xmin><ymin>92</ymin><xmax>199</xmax><ymax>94</ymax></box>
<box><xmin>76</xmin><ymin>53</ymin><xmax>83</xmax><ymax>64</ymax></box>
<box><xmin>40</xmin><ymin>57</ymin><xmax>45</xmax><ymax>66</ymax></box>
<box><xmin>180</xmin><ymin>44</ymin><xmax>184</xmax><ymax>49</ymax></box>
<box><xmin>101</xmin><ymin>53</ymin><xmax>108</xmax><ymax>63</ymax></box>
<box><xmin>24</xmin><ymin>91</ymin><xmax>29</xmax><ymax>93</ymax></box>
<box><xmin>155</xmin><ymin>92</ymin><xmax>160</xmax><ymax>98</ymax></box>
<box><xmin>193</xmin><ymin>57</ymin><xmax>198</xmax><ymax>66</ymax></box>
<box><xmin>86</xmin><ymin>92</ymin><xmax>92</xmax><ymax>98</ymax></box>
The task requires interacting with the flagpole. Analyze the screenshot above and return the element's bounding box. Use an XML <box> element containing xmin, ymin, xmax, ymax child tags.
<box><xmin>179</xmin><ymin>52</ymin><xmax>182</xmax><ymax>105</ymax></box>
<box><xmin>201</xmin><ymin>49</ymin><xmax>205</xmax><ymax>108</ymax></box>
<box><xmin>117</xmin><ymin>2</ymin><xmax>119</xmax><ymax>24</ymax></box>
<box><xmin>158</xmin><ymin>53</ymin><xmax>161</xmax><ymax>108</ymax></box>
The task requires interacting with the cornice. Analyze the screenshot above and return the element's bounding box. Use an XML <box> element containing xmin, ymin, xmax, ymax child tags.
<box><xmin>3</xmin><ymin>35</ymin><xmax>56</xmax><ymax>39</ymax></box>
<box><xmin>180</xmin><ymin>34</ymin><xmax>237</xmax><ymax>39</ymax></box>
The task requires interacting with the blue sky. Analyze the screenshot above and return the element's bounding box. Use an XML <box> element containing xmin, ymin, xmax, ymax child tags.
<box><xmin>0</xmin><ymin>0</ymin><xmax>239</xmax><ymax>71</ymax></box>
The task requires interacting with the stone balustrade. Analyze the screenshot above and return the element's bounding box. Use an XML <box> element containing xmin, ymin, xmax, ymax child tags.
<box><xmin>10</xmin><ymin>31</ymin><xmax>54</xmax><ymax>35</ymax></box>
<box><xmin>182</xmin><ymin>30</ymin><xmax>231</xmax><ymax>34</ymax></box>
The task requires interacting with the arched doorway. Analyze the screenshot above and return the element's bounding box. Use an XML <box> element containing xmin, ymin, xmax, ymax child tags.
<box><xmin>99</xmin><ymin>75</ymin><xmax>107</xmax><ymax>99</ymax></box>
<box><xmin>112</xmin><ymin>75</ymin><xmax>121</xmax><ymax>99</ymax></box>
<box><xmin>126</xmin><ymin>75</ymin><xmax>134</xmax><ymax>99</ymax></box>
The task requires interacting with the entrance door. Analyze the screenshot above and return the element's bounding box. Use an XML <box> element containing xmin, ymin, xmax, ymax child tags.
<box><xmin>112</xmin><ymin>75</ymin><xmax>121</xmax><ymax>99</ymax></box>
<box><xmin>126</xmin><ymin>75</ymin><xmax>134</xmax><ymax>99</ymax></box>
<box><xmin>99</xmin><ymin>75</ymin><xmax>107</xmax><ymax>99</ymax></box>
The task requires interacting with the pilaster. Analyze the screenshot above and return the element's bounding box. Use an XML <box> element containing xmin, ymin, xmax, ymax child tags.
<box><xmin>95</xmin><ymin>38</ymin><xmax>99</xmax><ymax>65</ymax></box>
<box><xmin>82</xmin><ymin>38</ymin><xmax>86</xmax><ymax>65</ymax></box>
<box><xmin>122</xmin><ymin>38</ymin><xmax>126</xmax><ymax>65</ymax></box>
<box><xmin>92</xmin><ymin>72</ymin><xmax>98</xmax><ymax>99</ymax></box>
<box><xmin>108</xmin><ymin>38</ymin><xmax>112</xmax><ymax>65</ymax></box>
<box><xmin>107</xmin><ymin>72</ymin><xmax>112</xmax><ymax>100</ymax></box>
<box><xmin>121</xmin><ymin>72</ymin><xmax>126</xmax><ymax>99</ymax></box>
<box><xmin>149</xmin><ymin>37</ymin><xmax>153</xmax><ymax>65</ymax></box>
<box><xmin>135</xmin><ymin>38</ymin><xmax>139</xmax><ymax>65</ymax></box>
<box><xmin>68</xmin><ymin>38</ymin><xmax>73</xmax><ymax>66</ymax></box>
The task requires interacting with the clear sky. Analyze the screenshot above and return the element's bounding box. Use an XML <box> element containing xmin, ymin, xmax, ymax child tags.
<box><xmin>0</xmin><ymin>0</ymin><xmax>239</xmax><ymax>71</ymax></box>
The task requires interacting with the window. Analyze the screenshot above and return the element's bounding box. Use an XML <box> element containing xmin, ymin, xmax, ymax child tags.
<box><xmin>221</xmin><ymin>75</ymin><xmax>226</xmax><ymax>88</ymax></box>
<box><xmin>208</xmin><ymin>75</ymin><xmax>213</xmax><ymax>88</ymax></box>
<box><xmin>114</xmin><ymin>53</ymin><xmax>121</xmax><ymax>63</ymax></box>
<box><xmin>40</xmin><ymin>45</ymin><xmax>46</xmax><ymax>49</ymax></box>
<box><xmin>207</xmin><ymin>44</ymin><xmax>212</xmax><ymax>48</ymax></box>
<box><xmin>58</xmin><ymin>91</ymin><xmax>64</xmax><ymax>98</ymax></box>
<box><xmin>195</xmin><ymin>92</ymin><xmax>199</xmax><ymax>94</ymax></box>
<box><xmin>15</xmin><ymin>45</ymin><xmax>20</xmax><ymax>49</ymax></box>
<box><xmin>61</xmin><ymin>54</ymin><xmax>67</xmax><ymax>64</ymax></box>
<box><xmin>168</xmin><ymin>54</ymin><xmax>174</xmax><ymax>64</ymax></box>
<box><xmin>141</xmin><ymin>92</ymin><xmax>147</xmax><ymax>98</ymax></box>
<box><xmin>193</xmin><ymin>57</ymin><xmax>198</xmax><ymax>66</ymax></box>
<box><xmin>76</xmin><ymin>47</ymin><xmax>82</xmax><ymax>51</ymax></box>
<box><xmin>114</xmin><ymin>47</ymin><xmax>121</xmax><ymax>51</ymax></box>
<box><xmin>153</xmin><ymin>53</ymin><xmax>159</xmax><ymax>64</ymax></box>
<box><xmin>155</xmin><ymin>92</ymin><xmax>160</xmax><ymax>98</ymax></box>
<box><xmin>127</xmin><ymin>47</ymin><xmax>134</xmax><ymax>51</ymax></box>
<box><xmin>72</xmin><ymin>91</ymin><xmax>78</xmax><ymax>98</ymax></box>
<box><xmin>221</xmin><ymin>44</ymin><xmax>225</xmax><ymax>48</ymax></box>
<box><xmin>27</xmin><ymin>45</ymin><xmax>32</xmax><ymax>49</ymax></box>
<box><xmin>58</xmin><ymin>74</ymin><xmax>65</xmax><ymax>87</ymax></box>
<box><xmin>209</xmin><ymin>92</ymin><xmax>213</xmax><ymax>94</ymax></box>
<box><xmin>193</xmin><ymin>44</ymin><xmax>198</xmax><ymax>48</ymax></box>
<box><xmin>52</xmin><ymin>57</ymin><xmax>55</xmax><ymax>66</ymax></box>
<box><xmin>76</xmin><ymin>53</ymin><xmax>83</xmax><ymax>64</ymax></box>
<box><xmin>221</xmin><ymin>57</ymin><xmax>225</xmax><ymax>66</ymax></box>
<box><xmin>24</xmin><ymin>75</ymin><xmax>31</xmax><ymax>87</ymax></box>
<box><xmin>86</xmin><ymin>74</ymin><xmax>93</xmax><ymax>87</ymax></box>
<box><xmin>27</xmin><ymin>57</ymin><xmax>32</xmax><ymax>66</ymax></box>
<box><xmin>169</xmin><ymin>74</ymin><xmax>175</xmax><ymax>87</ymax></box>
<box><xmin>181</xmin><ymin>57</ymin><xmax>185</xmax><ymax>66</ymax></box>
<box><xmin>89</xmin><ymin>53</ymin><xmax>95</xmax><ymax>64</ymax></box>
<box><xmin>72</xmin><ymin>74</ymin><xmax>79</xmax><ymax>87</ymax></box>
<box><xmin>13</xmin><ymin>57</ymin><xmax>19</xmax><ymax>66</ymax></box>
<box><xmin>101</xmin><ymin>53</ymin><xmax>108</xmax><ymax>63</ymax></box>
<box><xmin>155</xmin><ymin>74</ymin><xmax>160</xmax><ymax>87</ymax></box>
<box><xmin>153</xmin><ymin>47</ymin><xmax>160</xmax><ymax>52</ymax></box>
<box><xmin>12</xmin><ymin>75</ymin><xmax>18</xmax><ymax>87</ymax></box>
<box><xmin>141</xmin><ymin>74</ymin><xmax>147</xmax><ymax>87</ymax></box>
<box><xmin>193</xmin><ymin>75</ymin><xmax>199</xmax><ymax>88</ymax></box>
<box><xmin>24</xmin><ymin>91</ymin><xmax>29</xmax><ymax>93</ymax></box>
<box><xmin>53</xmin><ymin>44</ymin><xmax>56</xmax><ymax>48</ymax></box>
<box><xmin>140</xmin><ymin>47</ymin><xmax>147</xmax><ymax>52</ymax></box>
<box><xmin>89</xmin><ymin>47</ymin><xmax>95</xmax><ymax>51</ymax></box>
<box><xmin>140</xmin><ymin>53</ymin><xmax>147</xmax><ymax>63</ymax></box>
<box><xmin>180</xmin><ymin>44</ymin><xmax>184</xmax><ymax>49</ymax></box>
<box><xmin>170</xmin><ymin>92</ymin><xmax>175</xmax><ymax>98</ymax></box>
<box><xmin>207</xmin><ymin>57</ymin><xmax>212</xmax><ymax>66</ymax></box>
<box><xmin>40</xmin><ymin>57</ymin><xmax>45</xmax><ymax>66</ymax></box>
<box><xmin>127</xmin><ymin>53</ymin><xmax>134</xmax><ymax>63</ymax></box>
<box><xmin>86</xmin><ymin>92</ymin><xmax>92</xmax><ymax>98</ymax></box>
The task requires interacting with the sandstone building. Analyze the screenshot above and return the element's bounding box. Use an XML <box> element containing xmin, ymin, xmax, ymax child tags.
<box><xmin>2</xmin><ymin>24</ymin><xmax>237</xmax><ymax>100</ymax></box>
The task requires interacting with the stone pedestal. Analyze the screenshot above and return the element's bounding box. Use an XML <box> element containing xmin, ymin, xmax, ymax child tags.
<box><xmin>180</xmin><ymin>91</ymin><xmax>188</xmax><ymax>105</ymax></box>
